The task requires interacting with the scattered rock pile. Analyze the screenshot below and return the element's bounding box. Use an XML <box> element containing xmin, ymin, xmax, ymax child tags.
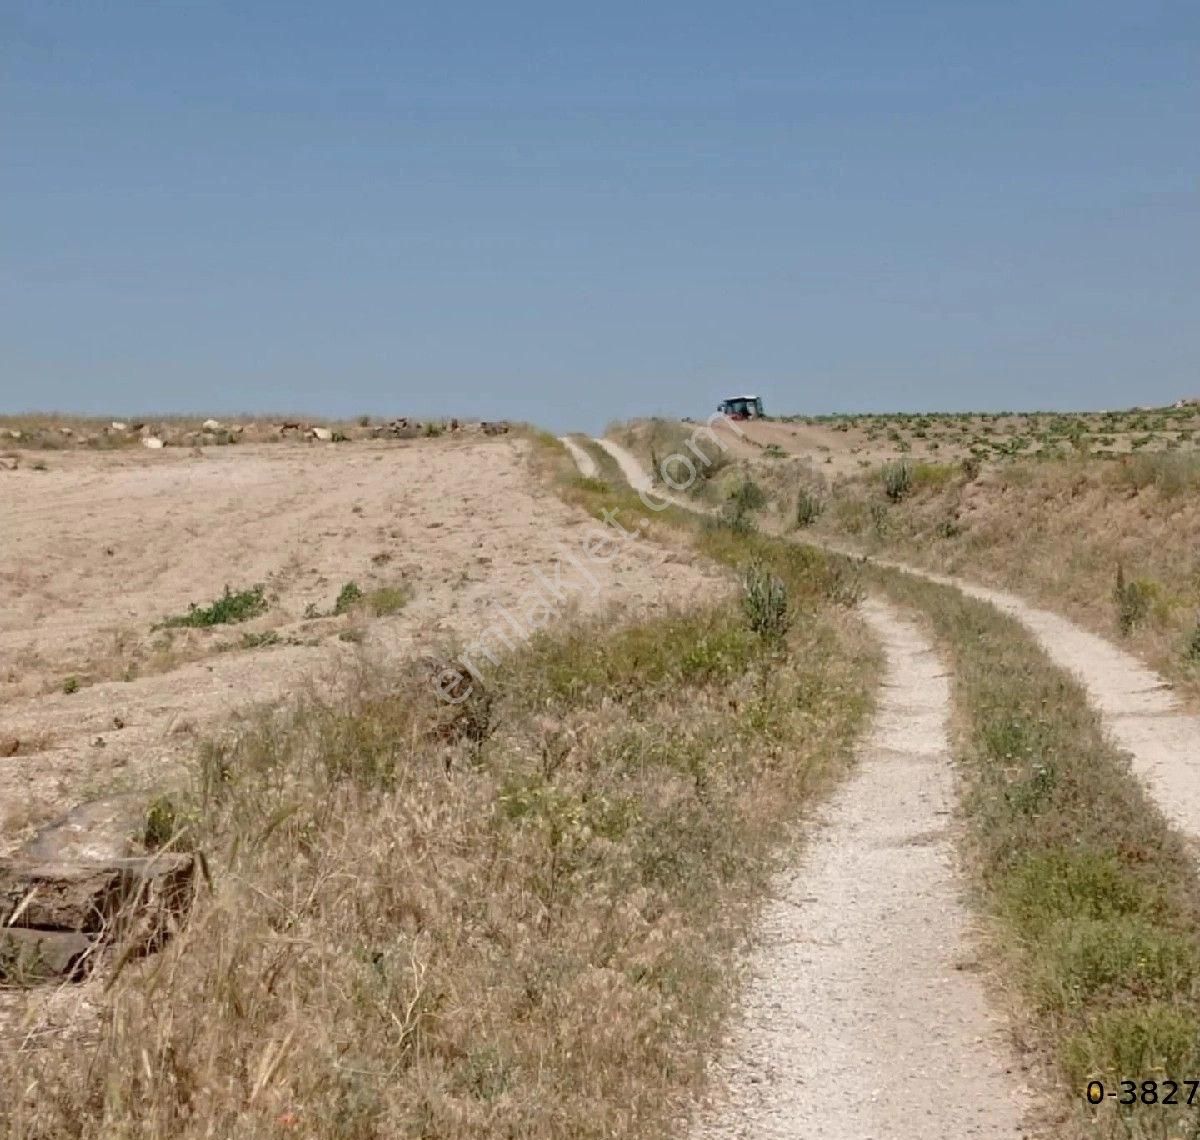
<box><xmin>0</xmin><ymin>417</ymin><xmax>508</xmax><ymax>452</ymax></box>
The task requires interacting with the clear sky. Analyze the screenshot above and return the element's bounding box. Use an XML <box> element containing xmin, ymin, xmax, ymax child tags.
<box><xmin>3</xmin><ymin>1</ymin><xmax>1197</xmax><ymax>431</ymax></box>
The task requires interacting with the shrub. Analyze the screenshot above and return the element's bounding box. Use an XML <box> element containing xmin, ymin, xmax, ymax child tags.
<box><xmin>367</xmin><ymin>584</ymin><xmax>411</xmax><ymax>616</ymax></box>
<box><xmin>741</xmin><ymin>561</ymin><xmax>790</xmax><ymax>641</ymax></box>
<box><xmin>62</xmin><ymin>675</ymin><xmax>80</xmax><ymax>695</ymax></box>
<box><xmin>334</xmin><ymin>581</ymin><xmax>364</xmax><ymax>615</ymax></box>
<box><xmin>159</xmin><ymin>585</ymin><xmax>268</xmax><ymax>629</ymax></box>
<box><xmin>882</xmin><ymin>461</ymin><xmax>912</xmax><ymax>501</ymax></box>
<box><xmin>1113</xmin><ymin>565</ymin><xmax>1155</xmax><ymax>636</ymax></box>
<box><xmin>710</xmin><ymin>480</ymin><xmax>765</xmax><ymax>535</ymax></box>
<box><xmin>795</xmin><ymin>488</ymin><xmax>824</xmax><ymax>528</ymax></box>
<box><xmin>1187</xmin><ymin>620</ymin><xmax>1200</xmax><ymax>664</ymax></box>
<box><xmin>732</xmin><ymin>478</ymin><xmax>766</xmax><ymax>511</ymax></box>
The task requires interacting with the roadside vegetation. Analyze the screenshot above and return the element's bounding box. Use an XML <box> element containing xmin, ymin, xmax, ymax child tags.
<box><xmin>157</xmin><ymin>584</ymin><xmax>270</xmax><ymax>629</ymax></box>
<box><xmin>785</xmin><ymin>404</ymin><xmax>1200</xmax><ymax>464</ymax></box>
<box><xmin>1</xmin><ymin>436</ymin><xmax>876</xmax><ymax>1140</ymax></box>
<box><xmin>570</xmin><ymin>423</ymin><xmax>1200</xmax><ymax>1135</ymax></box>
<box><xmin>611</xmin><ymin>416</ymin><xmax>1200</xmax><ymax>701</ymax></box>
<box><xmin>806</xmin><ymin>451</ymin><xmax>1200</xmax><ymax>701</ymax></box>
<box><xmin>869</xmin><ymin>565</ymin><xmax>1200</xmax><ymax>1138</ymax></box>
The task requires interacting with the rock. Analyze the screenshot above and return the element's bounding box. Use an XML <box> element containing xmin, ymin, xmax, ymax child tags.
<box><xmin>24</xmin><ymin>797</ymin><xmax>147</xmax><ymax>863</ymax></box>
<box><xmin>111</xmin><ymin>421</ymin><xmax>128</xmax><ymax>431</ymax></box>
<box><xmin>0</xmin><ymin>854</ymin><xmax>196</xmax><ymax>938</ymax></box>
<box><xmin>202</xmin><ymin>419</ymin><xmax>222</xmax><ymax>431</ymax></box>
<box><xmin>6</xmin><ymin>429</ymin><xmax>22</xmax><ymax>440</ymax></box>
<box><xmin>0</xmin><ymin>929</ymin><xmax>95</xmax><ymax>984</ymax></box>
<box><xmin>142</xmin><ymin>436</ymin><xmax>165</xmax><ymax>449</ymax></box>
<box><xmin>0</xmin><ymin>862</ymin><xmax>123</xmax><ymax>931</ymax></box>
<box><xmin>0</xmin><ymin>456</ymin><xmax>17</xmax><ymax>471</ymax></box>
<box><xmin>311</xmin><ymin>427</ymin><xmax>333</xmax><ymax>442</ymax></box>
<box><xmin>59</xmin><ymin>426</ymin><xmax>73</xmax><ymax>437</ymax></box>
<box><xmin>0</xmin><ymin>738</ymin><xmax>19</xmax><ymax>757</ymax></box>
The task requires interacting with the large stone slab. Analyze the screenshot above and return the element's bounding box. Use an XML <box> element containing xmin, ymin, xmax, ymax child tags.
<box><xmin>0</xmin><ymin>929</ymin><xmax>95</xmax><ymax>984</ymax></box>
<box><xmin>23</xmin><ymin>796</ymin><xmax>148</xmax><ymax>863</ymax></box>
<box><xmin>0</xmin><ymin>854</ymin><xmax>195</xmax><ymax>936</ymax></box>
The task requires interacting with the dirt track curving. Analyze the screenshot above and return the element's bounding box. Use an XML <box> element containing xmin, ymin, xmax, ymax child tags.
<box><xmin>558</xmin><ymin>436</ymin><xmax>599</xmax><ymax>479</ymax></box>
<box><xmin>593</xmin><ymin>435</ymin><xmax>1200</xmax><ymax>849</ymax></box>
<box><xmin>567</xmin><ymin>439</ymin><xmax>1029</xmax><ymax>1137</ymax></box>
<box><xmin>855</xmin><ymin>556</ymin><xmax>1200</xmax><ymax>847</ymax></box>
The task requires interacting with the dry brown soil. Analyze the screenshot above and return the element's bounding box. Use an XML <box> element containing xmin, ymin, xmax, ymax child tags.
<box><xmin>0</xmin><ymin>437</ymin><xmax>724</xmax><ymax>858</ymax></box>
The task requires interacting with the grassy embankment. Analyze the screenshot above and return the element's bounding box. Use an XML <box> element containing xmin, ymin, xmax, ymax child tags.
<box><xmin>613</xmin><ymin>418</ymin><xmax>1200</xmax><ymax>699</ymax></box>
<box><xmin>1</xmin><ymin>435</ymin><xmax>875</xmax><ymax>1140</ymax></box>
<box><xmin>807</xmin><ymin>451</ymin><xmax>1200</xmax><ymax>703</ymax></box>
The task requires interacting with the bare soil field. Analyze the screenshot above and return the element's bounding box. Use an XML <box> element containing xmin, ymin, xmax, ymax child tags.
<box><xmin>0</xmin><ymin>436</ymin><xmax>724</xmax><ymax>858</ymax></box>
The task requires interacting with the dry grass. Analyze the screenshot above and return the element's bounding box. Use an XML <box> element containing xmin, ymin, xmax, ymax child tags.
<box><xmin>805</xmin><ymin>452</ymin><xmax>1200</xmax><ymax>702</ymax></box>
<box><xmin>1</xmin><ymin>444</ymin><xmax>875</xmax><ymax>1140</ymax></box>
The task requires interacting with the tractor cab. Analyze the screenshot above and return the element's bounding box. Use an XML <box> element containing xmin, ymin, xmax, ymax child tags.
<box><xmin>717</xmin><ymin>395</ymin><xmax>764</xmax><ymax>420</ymax></box>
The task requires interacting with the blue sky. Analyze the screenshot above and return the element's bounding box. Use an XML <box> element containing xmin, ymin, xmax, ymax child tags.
<box><xmin>2</xmin><ymin>1</ymin><xmax>1197</xmax><ymax>431</ymax></box>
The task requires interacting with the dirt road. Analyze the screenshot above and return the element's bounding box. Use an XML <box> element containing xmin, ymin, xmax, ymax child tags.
<box><xmin>558</xmin><ymin>436</ymin><xmax>599</xmax><ymax>478</ymax></box>
<box><xmin>595</xmin><ymin>435</ymin><xmax>1200</xmax><ymax>848</ymax></box>
<box><xmin>696</xmin><ymin>600</ymin><xmax>1027</xmax><ymax>1138</ymax></box>
<box><xmin>569</xmin><ymin>440</ymin><xmax>1028</xmax><ymax>1137</ymax></box>
<box><xmin>868</xmin><ymin>556</ymin><xmax>1200</xmax><ymax>845</ymax></box>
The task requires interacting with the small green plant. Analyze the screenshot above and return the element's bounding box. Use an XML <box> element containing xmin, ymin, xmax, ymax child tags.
<box><xmin>62</xmin><ymin>675</ymin><xmax>80</xmax><ymax>695</ymax></box>
<box><xmin>709</xmin><ymin>480</ymin><xmax>765</xmax><ymax>535</ymax></box>
<box><xmin>1113</xmin><ymin>565</ymin><xmax>1154</xmax><ymax>635</ymax></box>
<box><xmin>160</xmin><ymin>585</ymin><xmax>268</xmax><ymax>629</ymax></box>
<box><xmin>143</xmin><ymin>795</ymin><xmax>180</xmax><ymax>849</ymax></box>
<box><xmin>334</xmin><ymin>581</ymin><xmax>364</xmax><ymax>614</ymax></box>
<box><xmin>763</xmin><ymin>443</ymin><xmax>786</xmax><ymax>459</ymax></box>
<box><xmin>870</xmin><ymin>500</ymin><xmax>890</xmax><ymax>537</ymax></box>
<box><xmin>741</xmin><ymin>561</ymin><xmax>790</xmax><ymax>641</ymax></box>
<box><xmin>1186</xmin><ymin>620</ymin><xmax>1200</xmax><ymax>664</ymax></box>
<box><xmin>795</xmin><ymin>488</ymin><xmax>824</xmax><ymax>528</ymax></box>
<box><xmin>733</xmin><ymin>479</ymin><xmax>766</xmax><ymax>511</ymax></box>
<box><xmin>882</xmin><ymin>460</ymin><xmax>912</xmax><ymax>501</ymax></box>
<box><xmin>423</xmin><ymin>420</ymin><xmax>444</xmax><ymax>438</ymax></box>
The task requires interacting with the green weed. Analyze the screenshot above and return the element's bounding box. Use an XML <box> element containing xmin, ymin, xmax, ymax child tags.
<box><xmin>159</xmin><ymin>585</ymin><xmax>268</xmax><ymax>629</ymax></box>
